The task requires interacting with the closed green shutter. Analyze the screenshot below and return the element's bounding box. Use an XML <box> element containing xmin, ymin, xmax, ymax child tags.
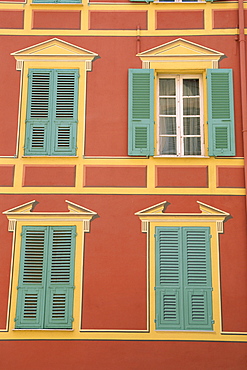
<box><xmin>15</xmin><ymin>227</ymin><xmax>48</xmax><ymax>328</ymax></box>
<box><xmin>155</xmin><ymin>226</ymin><xmax>213</xmax><ymax>331</ymax></box>
<box><xmin>207</xmin><ymin>69</ymin><xmax>235</xmax><ymax>156</ymax></box>
<box><xmin>128</xmin><ymin>69</ymin><xmax>154</xmax><ymax>156</ymax></box>
<box><xmin>16</xmin><ymin>226</ymin><xmax>76</xmax><ymax>329</ymax></box>
<box><xmin>52</xmin><ymin>70</ymin><xmax>78</xmax><ymax>155</ymax></box>
<box><xmin>155</xmin><ymin>227</ymin><xmax>183</xmax><ymax>330</ymax></box>
<box><xmin>45</xmin><ymin>227</ymin><xmax>76</xmax><ymax>329</ymax></box>
<box><xmin>25</xmin><ymin>70</ymin><xmax>52</xmax><ymax>155</ymax></box>
<box><xmin>25</xmin><ymin>69</ymin><xmax>78</xmax><ymax>156</ymax></box>
<box><xmin>183</xmin><ymin>227</ymin><xmax>213</xmax><ymax>330</ymax></box>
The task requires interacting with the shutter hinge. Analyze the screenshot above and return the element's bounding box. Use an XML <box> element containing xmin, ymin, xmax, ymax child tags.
<box><xmin>211</xmin><ymin>320</ymin><xmax>215</xmax><ymax>324</ymax></box>
<box><xmin>14</xmin><ymin>317</ymin><xmax>17</xmax><ymax>322</ymax></box>
<box><xmin>154</xmin><ymin>286</ymin><xmax>156</xmax><ymax>290</ymax></box>
<box><xmin>209</xmin><ymin>234</ymin><xmax>212</xmax><ymax>239</ymax></box>
<box><xmin>154</xmin><ymin>234</ymin><xmax>156</xmax><ymax>238</ymax></box>
<box><xmin>211</xmin><ymin>287</ymin><xmax>213</xmax><ymax>291</ymax></box>
<box><xmin>154</xmin><ymin>319</ymin><xmax>157</xmax><ymax>323</ymax></box>
<box><xmin>206</xmin><ymin>121</ymin><xmax>208</xmax><ymax>125</ymax></box>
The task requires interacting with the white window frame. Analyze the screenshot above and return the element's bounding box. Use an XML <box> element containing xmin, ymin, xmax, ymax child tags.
<box><xmin>157</xmin><ymin>74</ymin><xmax>204</xmax><ymax>157</ymax></box>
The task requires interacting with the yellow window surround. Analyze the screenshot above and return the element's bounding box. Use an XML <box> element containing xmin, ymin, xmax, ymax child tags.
<box><xmin>135</xmin><ymin>200</ymin><xmax>230</xmax><ymax>337</ymax></box>
<box><xmin>3</xmin><ymin>200</ymin><xmax>97</xmax><ymax>335</ymax></box>
<box><xmin>11</xmin><ymin>38</ymin><xmax>98</xmax><ymax>158</ymax></box>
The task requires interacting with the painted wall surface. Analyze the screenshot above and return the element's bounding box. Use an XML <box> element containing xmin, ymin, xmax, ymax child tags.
<box><xmin>0</xmin><ymin>0</ymin><xmax>247</xmax><ymax>368</ymax></box>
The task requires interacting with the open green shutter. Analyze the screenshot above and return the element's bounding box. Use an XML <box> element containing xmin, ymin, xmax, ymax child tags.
<box><xmin>25</xmin><ymin>70</ymin><xmax>52</xmax><ymax>155</ymax></box>
<box><xmin>207</xmin><ymin>69</ymin><xmax>235</xmax><ymax>156</ymax></box>
<box><xmin>183</xmin><ymin>227</ymin><xmax>213</xmax><ymax>330</ymax></box>
<box><xmin>52</xmin><ymin>70</ymin><xmax>78</xmax><ymax>156</ymax></box>
<box><xmin>128</xmin><ymin>69</ymin><xmax>154</xmax><ymax>156</ymax></box>
<box><xmin>15</xmin><ymin>227</ymin><xmax>48</xmax><ymax>329</ymax></box>
<box><xmin>45</xmin><ymin>226</ymin><xmax>76</xmax><ymax>329</ymax></box>
<box><xmin>155</xmin><ymin>227</ymin><xmax>183</xmax><ymax>330</ymax></box>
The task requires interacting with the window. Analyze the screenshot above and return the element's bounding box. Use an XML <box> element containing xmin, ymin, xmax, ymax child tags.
<box><xmin>155</xmin><ymin>226</ymin><xmax>213</xmax><ymax>331</ymax></box>
<box><xmin>158</xmin><ymin>75</ymin><xmax>203</xmax><ymax>156</ymax></box>
<box><xmin>128</xmin><ymin>68</ymin><xmax>235</xmax><ymax>157</ymax></box>
<box><xmin>15</xmin><ymin>226</ymin><xmax>76</xmax><ymax>329</ymax></box>
<box><xmin>24</xmin><ymin>69</ymin><xmax>79</xmax><ymax>156</ymax></box>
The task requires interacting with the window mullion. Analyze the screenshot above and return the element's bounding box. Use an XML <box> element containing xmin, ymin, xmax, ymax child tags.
<box><xmin>177</xmin><ymin>76</ymin><xmax>182</xmax><ymax>156</ymax></box>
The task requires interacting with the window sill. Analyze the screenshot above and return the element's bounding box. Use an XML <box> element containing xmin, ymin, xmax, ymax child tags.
<box><xmin>22</xmin><ymin>155</ymin><xmax>79</xmax><ymax>158</ymax></box>
<box><xmin>153</xmin><ymin>155</ymin><xmax>210</xmax><ymax>158</ymax></box>
<box><xmin>155</xmin><ymin>329</ymin><xmax>215</xmax><ymax>332</ymax></box>
<box><xmin>13</xmin><ymin>329</ymin><xmax>74</xmax><ymax>331</ymax></box>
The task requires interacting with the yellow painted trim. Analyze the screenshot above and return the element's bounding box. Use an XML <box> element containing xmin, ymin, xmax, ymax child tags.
<box><xmin>0</xmin><ymin>2</ymin><xmax>244</xmax><ymax>37</ymax></box>
<box><xmin>0</xmin><ymin>157</ymin><xmax>245</xmax><ymax>195</ymax></box>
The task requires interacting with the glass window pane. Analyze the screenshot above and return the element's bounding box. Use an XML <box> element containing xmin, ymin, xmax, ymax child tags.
<box><xmin>183</xmin><ymin>79</ymin><xmax>199</xmax><ymax>96</ymax></box>
<box><xmin>159</xmin><ymin>79</ymin><xmax>176</xmax><ymax>96</ymax></box>
<box><xmin>183</xmin><ymin>97</ymin><xmax>200</xmax><ymax>115</ymax></box>
<box><xmin>183</xmin><ymin>117</ymin><xmax>200</xmax><ymax>135</ymax></box>
<box><xmin>160</xmin><ymin>136</ymin><xmax>177</xmax><ymax>155</ymax></box>
<box><xmin>160</xmin><ymin>98</ymin><xmax>176</xmax><ymax>115</ymax></box>
<box><xmin>160</xmin><ymin>117</ymin><xmax>176</xmax><ymax>135</ymax></box>
<box><xmin>184</xmin><ymin>137</ymin><xmax>201</xmax><ymax>155</ymax></box>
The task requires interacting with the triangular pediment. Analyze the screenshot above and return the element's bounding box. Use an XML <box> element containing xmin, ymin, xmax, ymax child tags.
<box><xmin>3</xmin><ymin>200</ymin><xmax>37</xmax><ymax>214</ymax></box>
<box><xmin>135</xmin><ymin>201</ymin><xmax>229</xmax><ymax>217</ymax></box>
<box><xmin>11</xmin><ymin>38</ymin><xmax>98</xmax><ymax>58</ymax></box>
<box><xmin>197</xmin><ymin>201</ymin><xmax>229</xmax><ymax>216</ymax></box>
<box><xmin>135</xmin><ymin>201</ymin><xmax>169</xmax><ymax>215</ymax></box>
<box><xmin>137</xmin><ymin>38</ymin><xmax>223</xmax><ymax>59</ymax></box>
<box><xmin>4</xmin><ymin>200</ymin><xmax>97</xmax><ymax>216</ymax></box>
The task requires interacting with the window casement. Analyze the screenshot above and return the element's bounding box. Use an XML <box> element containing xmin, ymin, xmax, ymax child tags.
<box><xmin>15</xmin><ymin>226</ymin><xmax>76</xmax><ymax>329</ymax></box>
<box><xmin>158</xmin><ymin>75</ymin><xmax>203</xmax><ymax>157</ymax></box>
<box><xmin>24</xmin><ymin>69</ymin><xmax>79</xmax><ymax>156</ymax></box>
<box><xmin>155</xmin><ymin>226</ymin><xmax>213</xmax><ymax>331</ymax></box>
<box><xmin>128</xmin><ymin>68</ymin><xmax>235</xmax><ymax>157</ymax></box>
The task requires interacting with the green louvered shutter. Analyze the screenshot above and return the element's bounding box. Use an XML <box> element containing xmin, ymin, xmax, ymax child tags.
<box><xmin>52</xmin><ymin>70</ymin><xmax>78</xmax><ymax>156</ymax></box>
<box><xmin>25</xmin><ymin>70</ymin><xmax>52</xmax><ymax>155</ymax></box>
<box><xmin>207</xmin><ymin>69</ymin><xmax>235</xmax><ymax>156</ymax></box>
<box><xmin>15</xmin><ymin>226</ymin><xmax>48</xmax><ymax>328</ymax></box>
<box><xmin>25</xmin><ymin>69</ymin><xmax>78</xmax><ymax>156</ymax></box>
<box><xmin>128</xmin><ymin>69</ymin><xmax>154</xmax><ymax>156</ymax></box>
<box><xmin>155</xmin><ymin>226</ymin><xmax>213</xmax><ymax>331</ymax></box>
<box><xmin>183</xmin><ymin>227</ymin><xmax>213</xmax><ymax>330</ymax></box>
<box><xmin>44</xmin><ymin>226</ymin><xmax>76</xmax><ymax>329</ymax></box>
<box><xmin>155</xmin><ymin>227</ymin><xmax>183</xmax><ymax>330</ymax></box>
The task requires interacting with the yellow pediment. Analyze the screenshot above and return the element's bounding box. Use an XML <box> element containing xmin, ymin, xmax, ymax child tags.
<box><xmin>137</xmin><ymin>38</ymin><xmax>224</xmax><ymax>59</ymax></box>
<box><xmin>135</xmin><ymin>200</ymin><xmax>229</xmax><ymax>218</ymax></box>
<box><xmin>11</xmin><ymin>38</ymin><xmax>98</xmax><ymax>60</ymax></box>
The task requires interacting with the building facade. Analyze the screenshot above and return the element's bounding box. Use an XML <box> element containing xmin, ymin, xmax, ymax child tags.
<box><xmin>0</xmin><ymin>0</ymin><xmax>247</xmax><ymax>368</ymax></box>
